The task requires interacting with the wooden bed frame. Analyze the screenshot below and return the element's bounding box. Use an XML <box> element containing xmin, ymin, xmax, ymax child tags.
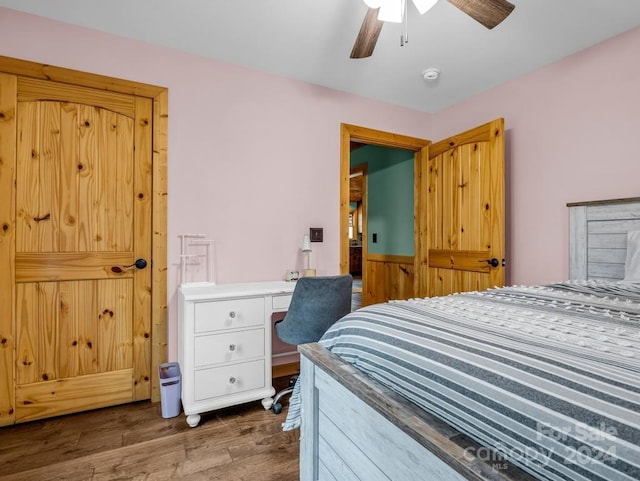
<box><xmin>298</xmin><ymin>197</ymin><xmax>640</xmax><ymax>481</ymax></box>
<box><xmin>568</xmin><ymin>197</ymin><xmax>640</xmax><ymax>281</ymax></box>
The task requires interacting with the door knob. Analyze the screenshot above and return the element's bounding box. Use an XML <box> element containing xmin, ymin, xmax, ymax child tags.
<box><xmin>111</xmin><ymin>258</ymin><xmax>148</xmax><ymax>273</ymax></box>
<box><xmin>479</xmin><ymin>258</ymin><xmax>500</xmax><ymax>268</ymax></box>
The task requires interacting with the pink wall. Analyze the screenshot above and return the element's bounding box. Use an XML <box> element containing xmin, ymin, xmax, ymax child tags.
<box><xmin>0</xmin><ymin>8</ymin><xmax>432</xmax><ymax>359</ymax></box>
<box><xmin>3</xmin><ymin>8</ymin><xmax>639</xmax><ymax>359</ymax></box>
<box><xmin>433</xmin><ymin>27</ymin><xmax>640</xmax><ymax>286</ymax></box>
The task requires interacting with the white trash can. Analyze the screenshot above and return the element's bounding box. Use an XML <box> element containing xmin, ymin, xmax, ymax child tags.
<box><xmin>158</xmin><ymin>362</ymin><xmax>182</xmax><ymax>418</ymax></box>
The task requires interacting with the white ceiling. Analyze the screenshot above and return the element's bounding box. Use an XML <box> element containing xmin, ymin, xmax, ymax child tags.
<box><xmin>2</xmin><ymin>0</ymin><xmax>640</xmax><ymax>113</ymax></box>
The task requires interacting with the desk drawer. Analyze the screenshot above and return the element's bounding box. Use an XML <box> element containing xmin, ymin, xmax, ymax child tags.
<box><xmin>272</xmin><ymin>294</ymin><xmax>293</xmax><ymax>311</ymax></box>
<box><xmin>194</xmin><ymin>329</ymin><xmax>264</xmax><ymax>367</ymax></box>
<box><xmin>194</xmin><ymin>297</ymin><xmax>264</xmax><ymax>333</ymax></box>
<box><xmin>194</xmin><ymin>360</ymin><xmax>265</xmax><ymax>401</ymax></box>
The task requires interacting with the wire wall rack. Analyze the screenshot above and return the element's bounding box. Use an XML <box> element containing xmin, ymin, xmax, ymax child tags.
<box><xmin>178</xmin><ymin>234</ymin><xmax>216</xmax><ymax>285</ymax></box>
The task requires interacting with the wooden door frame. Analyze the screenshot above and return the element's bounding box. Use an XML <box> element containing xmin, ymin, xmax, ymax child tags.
<box><xmin>0</xmin><ymin>56</ymin><xmax>168</xmax><ymax>424</ymax></box>
<box><xmin>340</xmin><ymin>124</ymin><xmax>430</xmax><ymax>298</ymax></box>
<box><xmin>349</xmin><ymin>164</ymin><xmax>367</xmax><ymax>281</ymax></box>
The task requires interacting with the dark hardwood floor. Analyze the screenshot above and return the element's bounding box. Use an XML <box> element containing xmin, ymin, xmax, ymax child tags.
<box><xmin>0</xmin><ymin>379</ymin><xmax>299</xmax><ymax>481</ymax></box>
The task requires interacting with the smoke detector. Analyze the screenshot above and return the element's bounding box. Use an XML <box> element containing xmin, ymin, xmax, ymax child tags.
<box><xmin>422</xmin><ymin>68</ymin><xmax>440</xmax><ymax>81</ymax></box>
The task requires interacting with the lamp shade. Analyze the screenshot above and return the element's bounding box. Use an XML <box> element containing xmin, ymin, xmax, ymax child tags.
<box><xmin>302</xmin><ymin>234</ymin><xmax>312</xmax><ymax>253</ymax></box>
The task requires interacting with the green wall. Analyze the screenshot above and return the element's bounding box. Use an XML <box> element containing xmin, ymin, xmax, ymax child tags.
<box><xmin>351</xmin><ymin>145</ymin><xmax>414</xmax><ymax>256</ymax></box>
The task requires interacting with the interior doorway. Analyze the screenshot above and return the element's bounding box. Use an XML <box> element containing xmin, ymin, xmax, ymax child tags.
<box><xmin>339</xmin><ymin>124</ymin><xmax>430</xmax><ymax>305</ymax></box>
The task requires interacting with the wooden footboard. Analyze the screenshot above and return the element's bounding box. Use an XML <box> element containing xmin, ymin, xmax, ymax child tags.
<box><xmin>299</xmin><ymin>343</ymin><xmax>536</xmax><ymax>481</ymax></box>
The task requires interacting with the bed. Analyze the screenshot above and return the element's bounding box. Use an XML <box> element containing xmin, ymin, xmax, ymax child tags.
<box><xmin>285</xmin><ymin>197</ymin><xmax>640</xmax><ymax>481</ymax></box>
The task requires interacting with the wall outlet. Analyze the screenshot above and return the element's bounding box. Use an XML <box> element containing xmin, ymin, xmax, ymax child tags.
<box><xmin>285</xmin><ymin>270</ymin><xmax>299</xmax><ymax>281</ymax></box>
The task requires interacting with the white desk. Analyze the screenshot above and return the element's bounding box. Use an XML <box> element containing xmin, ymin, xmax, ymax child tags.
<box><xmin>178</xmin><ymin>281</ymin><xmax>296</xmax><ymax>427</ymax></box>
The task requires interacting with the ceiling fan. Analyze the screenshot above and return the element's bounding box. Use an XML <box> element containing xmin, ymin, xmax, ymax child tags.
<box><xmin>350</xmin><ymin>0</ymin><xmax>516</xmax><ymax>59</ymax></box>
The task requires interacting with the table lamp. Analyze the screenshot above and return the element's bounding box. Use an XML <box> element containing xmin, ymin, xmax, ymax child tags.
<box><xmin>302</xmin><ymin>234</ymin><xmax>316</xmax><ymax>277</ymax></box>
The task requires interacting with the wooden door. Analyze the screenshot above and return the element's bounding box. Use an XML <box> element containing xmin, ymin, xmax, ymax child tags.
<box><xmin>426</xmin><ymin>119</ymin><xmax>505</xmax><ymax>296</ymax></box>
<box><xmin>12</xmin><ymin>77</ymin><xmax>152</xmax><ymax>423</ymax></box>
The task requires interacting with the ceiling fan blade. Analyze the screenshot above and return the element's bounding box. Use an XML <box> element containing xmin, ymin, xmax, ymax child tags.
<box><xmin>447</xmin><ymin>0</ymin><xmax>515</xmax><ymax>29</ymax></box>
<box><xmin>350</xmin><ymin>8</ymin><xmax>384</xmax><ymax>59</ymax></box>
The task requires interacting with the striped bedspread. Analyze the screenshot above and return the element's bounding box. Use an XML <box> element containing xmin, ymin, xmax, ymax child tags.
<box><xmin>283</xmin><ymin>280</ymin><xmax>640</xmax><ymax>481</ymax></box>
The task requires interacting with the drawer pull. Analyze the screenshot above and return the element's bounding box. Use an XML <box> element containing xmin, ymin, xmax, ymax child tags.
<box><xmin>229</xmin><ymin>376</ymin><xmax>237</xmax><ymax>384</ymax></box>
<box><xmin>228</xmin><ymin>311</ymin><xmax>237</xmax><ymax>319</ymax></box>
<box><xmin>229</xmin><ymin>344</ymin><xmax>236</xmax><ymax>351</ymax></box>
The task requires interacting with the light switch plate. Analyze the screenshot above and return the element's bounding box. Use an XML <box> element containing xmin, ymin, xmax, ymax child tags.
<box><xmin>310</xmin><ymin>227</ymin><xmax>323</xmax><ymax>242</ymax></box>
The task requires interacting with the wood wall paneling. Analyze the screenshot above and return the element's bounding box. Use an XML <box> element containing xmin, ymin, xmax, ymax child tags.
<box><xmin>364</xmin><ymin>255</ymin><xmax>415</xmax><ymax>305</ymax></box>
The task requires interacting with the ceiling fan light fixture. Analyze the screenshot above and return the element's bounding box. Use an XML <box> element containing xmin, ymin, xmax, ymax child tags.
<box><xmin>411</xmin><ymin>0</ymin><xmax>438</xmax><ymax>15</ymax></box>
<box><xmin>377</xmin><ymin>0</ymin><xmax>405</xmax><ymax>23</ymax></box>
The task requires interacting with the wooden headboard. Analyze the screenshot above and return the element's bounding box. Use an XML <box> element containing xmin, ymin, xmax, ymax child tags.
<box><xmin>568</xmin><ymin>197</ymin><xmax>640</xmax><ymax>280</ymax></box>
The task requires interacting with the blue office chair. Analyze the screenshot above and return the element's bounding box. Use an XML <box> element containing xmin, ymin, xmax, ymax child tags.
<box><xmin>271</xmin><ymin>274</ymin><xmax>353</xmax><ymax>414</ymax></box>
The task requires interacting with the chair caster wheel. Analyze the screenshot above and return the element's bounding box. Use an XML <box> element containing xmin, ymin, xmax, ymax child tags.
<box><xmin>271</xmin><ymin>402</ymin><xmax>283</xmax><ymax>414</ymax></box>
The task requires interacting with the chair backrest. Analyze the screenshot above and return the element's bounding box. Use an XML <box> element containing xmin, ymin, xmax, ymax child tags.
<box><xmin>275</xmin><ymin>274</ymin><xmax>353</xmax><ymax>346</ymax></box>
